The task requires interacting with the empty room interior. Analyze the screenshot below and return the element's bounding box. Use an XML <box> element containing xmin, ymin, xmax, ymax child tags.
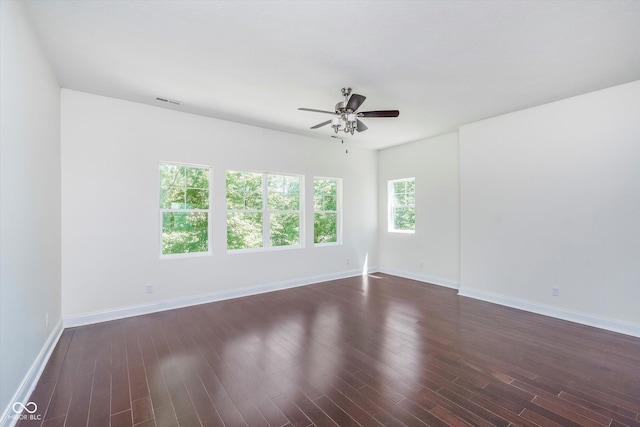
<box><xmin>1</xmin><ymin>1</ymin><xmax>640</xmax><ymax>426</ymax></box>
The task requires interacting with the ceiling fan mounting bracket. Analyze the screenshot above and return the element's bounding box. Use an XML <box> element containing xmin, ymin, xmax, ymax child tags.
<box><xmin>336</xmin><ymin>87</ymin><xmax>353</xmax><ymax>113</ymax></box>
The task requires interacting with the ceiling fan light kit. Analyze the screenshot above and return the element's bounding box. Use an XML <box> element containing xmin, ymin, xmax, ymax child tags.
<box><xmin>299</xmin><ymin>87</ymin><xmax>399</xmax><ymax>135</ymax></box>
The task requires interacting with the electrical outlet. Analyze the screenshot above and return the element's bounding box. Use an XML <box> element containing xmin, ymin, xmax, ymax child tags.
<box><xmin>45</xmin><ymin>313</ymin><xmax>49</xmax><ymax>328</ymax></box>
<box><xmin>552</xmin><ymin>287</ymin><xmax>560</xmax><ymax>297</ymax></box>
<box><xmin>419</xmin><ymin>261</ymin><xmax>424</xmax><ymax>268</ymax></box>
<box><xmin>146</xmin><ymin>283</ymin><xmax>154</xmax><ymax>294</ymax></box>
<box><xmin>346</xmin><ymin>258</ymin><xmax>351</xmax><ymax>265</ymax></box>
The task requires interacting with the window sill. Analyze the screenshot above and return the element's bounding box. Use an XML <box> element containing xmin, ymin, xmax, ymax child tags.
<box><xmin>227</xmin><ymin>244</ymin><xmax>304</xmax><ymax>254</ymax></box>
<box><xmin>160</xmin><ymin>251</ymin><xmax>211</xmax><ymax>260</ymax></box>
<box><xmin>314</xmin><ymin>241</ymin><xmax>342</xmax><ymax>247</ymax></box>
<box><xmin>388</xmin><ymin>229</ymin><xmax>415</xmax><ymax>234</ymax></box>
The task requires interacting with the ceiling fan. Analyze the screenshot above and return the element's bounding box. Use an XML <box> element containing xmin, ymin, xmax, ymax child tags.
<box><xmin>299</xmin><ymin>87</ymin><xmax>399</xmax><ymax>135</ymax></box>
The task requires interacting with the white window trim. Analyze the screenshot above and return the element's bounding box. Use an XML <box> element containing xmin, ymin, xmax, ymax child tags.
<box><xmin>226</xmin><ymin>170</ymin><xmax>305</xmax><ymax>253</ymax></box>
<box><xmin>313</xmin><ymin>176</ymin><xmax>342</xmax><ymax>246</ymax></box>
<box><xmin>388</xmin><ymin>177</ymin><xmax>416</xmax><ymax>234</ymax></box>
<box><xmin>159</xmin><ymin>161</ymin><xmax>212</xmax><ymax>259</ymax></box>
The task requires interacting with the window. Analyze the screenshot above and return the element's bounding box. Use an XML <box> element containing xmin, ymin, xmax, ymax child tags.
<box><xmin>314</xmin><ymin>177</ymin><xmax>341</xmax><ymax>245</ymax></box>
<box><xmin>159</xmin><ymin>163</ymin><xmax>210</xmax><ymax>256</ymax></box>
<box><xmin>226</xmin><ymin>171</ymin><xmax>302</xmax><ymax>251</ymax></box>
<box><xmin>388</xmin><ymin>178</ymin><xmax>415</xmax><ymax>233</ymax></box>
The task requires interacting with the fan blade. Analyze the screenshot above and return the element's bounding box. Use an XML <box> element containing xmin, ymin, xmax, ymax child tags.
<box><xmin>359</xmin><ymin>110</ymin><xmax>400</xmax><ymax>118</ymax></box>
<box><xmin>299</xmin><ymin>107</ymin><xmax>335</xmax><ymax>115</ymax></box>
<box><xmin>310</xmin><ymin>120</ymin><xmax>332</xmax><ymax>129</ymax></box>
<box><xmin>346</xmin><ymin>94</ymin><xmax>366</xmax><ymax>111</ymax></box>
<box><xmin>356</xmin><ymin>119</ymin><xmax>368</xmax><ymax>132</ymax></box>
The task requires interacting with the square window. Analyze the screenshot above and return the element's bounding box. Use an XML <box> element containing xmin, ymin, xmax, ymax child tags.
<box><xmin>226</xmin><ymin>171</ymin><xmax>303</xmax><ymax>251</ymax></box>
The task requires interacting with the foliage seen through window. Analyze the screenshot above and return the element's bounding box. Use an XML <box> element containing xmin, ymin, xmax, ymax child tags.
<box><xmin>159</xmin><ymin>163</ymin><xmax>210</xmax><ymax>255</ymax></box>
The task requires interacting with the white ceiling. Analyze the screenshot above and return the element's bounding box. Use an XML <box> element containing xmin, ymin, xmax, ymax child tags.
<box><xmin>23</xmin><ymin>0</ymin><xmax>640</xmax><ymax>150</ymax></box>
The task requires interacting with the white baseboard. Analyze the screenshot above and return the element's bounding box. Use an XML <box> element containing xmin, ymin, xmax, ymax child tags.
<box><xmin>63</xmin><ymin>269</ymin><xmax>366</xmax><ymax>328</ymax></box>
<box><xmin>458</xmin><ymin>287</ymin><xmax>640</xmax><ymax>338</ymax></box>
<box><xmin>376</xmin><ymin>268</ymin><xmax>460</xmax><ymax>289</ymax></box>
<box><xmin>1</xmin><ymin>320</ymin><xmax>63</xmax><ymax>427</ymax></box>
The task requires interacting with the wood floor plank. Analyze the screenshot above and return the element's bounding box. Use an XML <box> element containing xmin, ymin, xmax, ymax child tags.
<box><xmin>42</xmin><ymin>350</ymin><xmax>79</xmax><ymax>421</ymax></box>
<box><xmin>146</xmin><ymin>364</ymin><xmax>173</xmax><ymax>409</ymax></box>
<box><xmin>359</xmin><ymin>385</ymin><xmax>429</xmax><ymax>426</ymax></box>
<box><xmin>182</xmin><ymin>374</ymin><xmax>225</xmax><ymax>427</ymax></box>
<box><xmin>131</xmin><ymin>396</ymin><xmax>153</xmax><ymax>425</ymax></box>
<box><xmin>213</xmin><ymin>397</ymin><xmax>248</xmax><ymax>427</ymax></box>
<box><xmin>247</xmin><ymin>391</ymin><xmax>290</xmax><ymax>427</ymax></box>
<box><xmin>419</xmin><ymin>386</ymin><xmax>504</xmax><ymax>427</ymax></box>
<box><xmin>111</xmin><ymin>409</ymin><xmax>133</xmax><ymax>427</ymax></box>
<box><xmin>64</xmin><ymin>371</ymin><xmax>92</xmax><ymax>427</ymax></box>
<box><xmin>129</xmin><ymin>364</ymin><xmax>150</xmax><ymax>402</ymax></box>
<box><xmin>235</xmin><ymin>399</ymin><xmax>270</xmax><ymax>427</ymax></box>
<box><xmin>175</xmin><ymin>411</ymin><xmax>201</xmax><ymax>427</ymax></box>
<box><xmin>288</xmin><ymin>393</ymin><xmax>339</xmax><ymax>427</ymax></box>
<box><xmin>323</xmin><ymin>384</ymin><xmax>385</xmax><ymax>427</ymax></box>
<box><xmin>328</xmin><ymin>374</ymin><xmax>396</xmax><ymax>422</ymax></box>
<box><xmin>154</xmin><ymin>404</ymin><xmax>180</xmax><ymax>427</ymax></box>
<box><xmin>271</xmin><ymin>394</ymin><xmax>313</xmax><ymax>427</ymax></box>
<box><xmin>37</xmin><ymin>331</ymin><xmax>72</xmax><ymax>384</ymax></box>
<box><xmin>429</xmin><ymin>405</ymin><xmax>473</xmax><ymax>427</ymax></box>
<box><xmin>164</xmin><ymin>372</ymin><xmax>196</xmax><ymax>418</ymax></box>
<box><xmin>312</xmin><ymin>394</ymin><xmax>360</xmax><ymax>427</ymax></box>
<box><xmin>532</xmin><ymin>395</ymin><xmax>610</xmax><ymax>426</ymax></box>
<box><xmin>558</xmin><ymin>390</ymin><xmax>640</xmax><ymax>427</ymax></box>
<box><xmin>88</xmin><ymin>393</ymin><xmax>111</xmax><ymax>427</ymax></box>
<box><xmin>111</xmin><ymin>363</ymin><xmax>132</xmax><ymax>415</ymax></box>
<box><xmin>40</xmin><ymin>416</ymin><xmax>65</xmax><ymax>427</ymax></box>
<box><xmin>396</xmin><ymin>397</ymin><xmax>448</xmax><ymax>427</ymax></box>
<box><xmin>19</xmin><ymin>274</ymin><xmax>640</xmax><ymax>427</ymax></box>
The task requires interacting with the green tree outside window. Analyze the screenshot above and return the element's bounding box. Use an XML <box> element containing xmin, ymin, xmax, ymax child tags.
<box><xmin>389</xmin><ymin>178</ymin><xmax>415</xmax><ymax>232</ymax></box>
<box><xmin>226</xmin><ymin>171</ymin><xmax>302</xmax><ymax>250</ymax></box>
<box><xmin>160</xmin><ymin>163</ymin><xmax>210</xmax><ymax>255</ymax></box>
<box><xmin>314</xmin><ymin>178</ymin><xmax>340</xmax><ymax>244</ymax></box>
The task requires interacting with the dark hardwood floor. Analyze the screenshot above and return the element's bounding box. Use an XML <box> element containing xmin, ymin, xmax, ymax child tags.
<box><xmin>16</xmin><ymin>274</ymin><xmax>640</xmax><ymax>426</ymax></box>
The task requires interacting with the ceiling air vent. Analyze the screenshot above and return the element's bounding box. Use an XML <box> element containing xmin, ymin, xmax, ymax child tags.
<box><xmin>155</xmin><ymin>97</ymin><xmax>183</xmax><ymax>105</ymax></box>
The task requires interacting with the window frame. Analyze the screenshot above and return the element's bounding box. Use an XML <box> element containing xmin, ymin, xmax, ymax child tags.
<box><xmin>159</xmin><ymin>161</ymin><xmax>212</xmax><ymax>259</ymax></box>
<box><xmin>388</xmin><ymin>177</ymin><xmax>416</xmax><ymax>234</ymax></box>
<box><xmin>226</xmin><ymin>170</ymin><xmax>304</xmax><ymax>253</ymax></box>
<box><xmin>313</xmin><ymin>176</ymin><xmax>342</xmax><ymax>246</ymax></box>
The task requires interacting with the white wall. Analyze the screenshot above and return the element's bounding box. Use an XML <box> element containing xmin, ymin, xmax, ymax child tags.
<box><xmin>377</xmin><ymin>133</ymin><xmax>460</xmax><ymax>287</ymax></box>
<box><xmin>459</xmin><ymin>80</ymin><xmax>640</xmax><ymax>336</ymax></box>
<box><xmin>61</xmin><ymin>90</ymin><xmax>378</xmax><ymax>319</ymax></box>
<box><xmin>0</xmin><ymin>0</ymin><xmax>62</xmax><ymax>423</ymax></box>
